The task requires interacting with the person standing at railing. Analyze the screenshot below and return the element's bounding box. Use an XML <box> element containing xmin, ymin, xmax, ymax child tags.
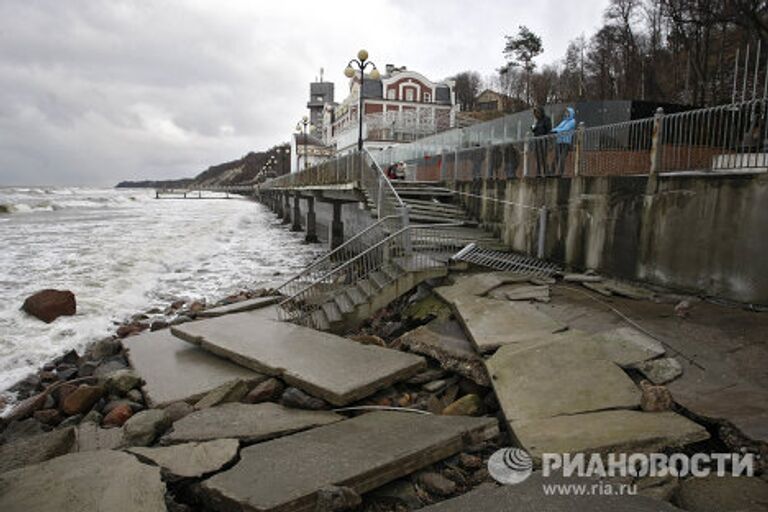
<box><xmin>531</xmin><ymin>106</ymin><xmax>552</xmax><ymax>177</ymax></box>
<box><xmin>552</xmin><ymin>106</ymin><xmax>576</xmax><ymax>176</ymax></box>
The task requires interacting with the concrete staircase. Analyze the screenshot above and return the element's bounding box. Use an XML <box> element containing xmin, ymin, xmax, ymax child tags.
<box><xmin>287</xmin><ymin>255</ymin><xmax>447</xmax><ymax>333</ymax></box>
<box><xmin>364</xmin><ymin>181</ymin><xmax>471</xmax><ymax>225</ymax></box>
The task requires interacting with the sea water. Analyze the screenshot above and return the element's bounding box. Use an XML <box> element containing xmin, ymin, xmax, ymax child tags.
<box><xmin>0</xmin><ymin>187</ymin><xmax>321</xmax><ymax>394</ymax></box>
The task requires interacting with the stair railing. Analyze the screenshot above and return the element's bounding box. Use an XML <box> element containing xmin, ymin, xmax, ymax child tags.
<box><xmin>275</xmin><ymin>214</ymin><xmax>400</xmax><ymax>299</ymax></box>
<box><xmin>277</xmin><ymin>222</ymin><xmax>466</xmax><ymax>328</ymax></box>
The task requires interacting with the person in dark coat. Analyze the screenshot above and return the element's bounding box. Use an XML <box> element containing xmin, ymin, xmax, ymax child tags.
<box><xmin>531</xmin><ymin>106</ymin><xmax>552</xmax><ymax>177</ymax></box>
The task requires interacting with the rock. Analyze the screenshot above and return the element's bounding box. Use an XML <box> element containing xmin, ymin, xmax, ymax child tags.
<box><xmin>407</xmin><ymin>368</ymin><xmax>447</xmax><ymax>385</ymax></box>
<box><xmin>57</xmin><ymin>414</ymin><xmax>83</xmax><ymax>428</ymax></box>
<box><xmin>0</xmin><ymin>450</ymin><xmax>166</xmax><ymax>512</ymax></box>
<box><xmin>150</xmin><ymin>320</ymin><xmax>169</xmax><ymax>331</ymax></box>
<box><xmin>77</xmin><ymin>361</ymin><xmax>99</xmax><ymax>378</ymax></box>
<box><xmin>0</xmin><ymin>418</ymin><xmax>47</xmax><ymax>443</ymax></box>
<box><xmin>127</xmin><ymin>389</ymin><xmax>144</xmax><ymax>403</ymax></box>
<box><xmin>163</xmin><ymin>401</ymin><xmax>194</xmax><ymax>422</ymax></box>
<box><xmin>281</xmin><ymin>387</ymin><xmax>327</xmax><ymax>410</ymax></box>
<box><xmin>86</xmin><ymin>337</ymin><xmax>122</xmax><ymax>360</ymax></box>
<box><xmin>367</xmin><ymin>478</ymin><xmax>422</xmax><ymax>509</ymax></box>
<box><xmin>81</xmin><ymin>409</ymin><xmax>103</xmax><ymax>424</ymax></box>
<box><xmin>39</xmin><ymin>370</ymin><xmax>57</xmax><ymax>382</ymax></box>
<box><xmin>416</xmin><ymin>471</ymin><xmax>456</xmax><ymax>496</ymax></box>
<box><xmin>315</xmin><ymin>485</ymin><xmax>362</xmax><ymax>512</ymax></box>
<box><xmin>75</xmin><ymin>422</ymin><xmax>126</xmax><ymax>451</ymax></box>
<box><xmin>442</xmin><ymin>394</ymin><xmax>483</xmax><ymax>416</ymax></box>
<box><xmin>116</xmin><ymin>322</ymin><xmax>148</xmax><ymax>338</ymax></box>
<box><xmin>194</xmin><ymin>379</ymin><xmax>250</xmax><ymax>409</ymax></box>
<box><xmin>123</xmin><ymin>409</ymin><xmax>171</xmax><ymax>447</ymax></box>
<box><xmin>189</xmin><ymin>301</ymin><xmax>206</xmax><ymax>313</ymax></box>
<box><xmin>92</xmin><ymin>359</ymin><xmax>128</xmax><ymax>378</ymax></box>
<box><xmin>33</xmin><ymin>408</ymin><xmax>62</xmax><ymax>426</ymax></box>
<box><xmin>348</xmin><ymin>334</ymin><xmax>387</xmax><ymax>347</ymax></box>
<box><xmin>127</xmin><ymin>438</ymin><xmax>239</xmax><ymax>480</ymax></box>
<box><xmin>423</xmin><ymin>379</ymin><xmax>449</xmax><ymax>393</ymax></box>
<box><xmin>56</xmin><ymin>367</ymin><xmax>78</xmax><ymax>381</ymax></box>
<box><xmin>244</xmin><ymin>378</ymin><xmax>284</xmax><ymax>404</ymax></box>
<box><xmin>640</xmin><ymin>380</ymin><xmax>674</xmax><ymax>412</ymax></box>
<box><xmin>674</xmin><ymin>474</ymin><xmax>768</xmax><ymax>511</ymax></box>
<box><xmin>106</xmin><ymin>369</ymin><xmax>142</xmax><ymax>395</ymax></box>
<box><xmin>170</xmin><ymin>315</ymin><xmax>192</xmax><ymax>326</ymax></box>
<box><xmin>61</xmin><ymin>385</ymin><xmax>104</xmax><ymax>416</ymax></box>
<box><xmin>4</xmin><ymin>391</ymin><xmax>48</xmax><ymax>422</ymax></box>
<box><xmin>102</xmin><ymin>403</ymin><xmax>133</xmax><ymax>427</ymax></box>
<box><xmin>0</xmin><ymin>427</ymin><xmax>75</xmax><ymax>473</ymax></box>
<box><xmin>458</xmin><ymin>453</ymin><xmax>482</xmax><ymax>470</ymax></box>
<box><xmin>634</xmin><ymin>357</ymin><xmax>683</xmax><ymax>385</ymax></box>
<box><xmin>674</xmin><ymin>300</ymin><xmax>692</xmax><ymax>318</ymax></box>
<box><xmin>103</xmin><ymin>399</ymin><xmax>143</xmax><ymax>414</ymax></box>
<box><xmin>21</xmin><ymin>289</ymin><xmax>76</xmax><ymax>323</ymax></box>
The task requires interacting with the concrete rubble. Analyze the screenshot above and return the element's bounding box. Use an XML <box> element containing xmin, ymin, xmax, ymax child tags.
<box><xmin>162</xmin><ymin>402</ymin><xmax>343</xmax><ymax>444</ymax></box>
<box><xmin>124</xmin><ymin>329</ymin><xmax>263</xmax><ymax>407</ymax></box>
<box><xmin>171</xmin><ymin>307</ymin><xmax>426</xmax><ymax>405</ymax></box>
<box><xmin>0</xmin><ymin>451</ymin><xmax>166</xmax><ymax>512</ymax></box>
<box><xmin>128</xmin><ymin>438</ymin><xmax>240</xmax><ymax>479</ymax></box>
<box><xmin>198</xmin><ymin>411</ymin><xmax>498</xmax><ymax>512</ymax></box>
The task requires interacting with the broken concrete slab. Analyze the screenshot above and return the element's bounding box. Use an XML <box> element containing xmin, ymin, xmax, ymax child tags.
<box><xmin>595</xmin><ymin>327</ymin><xmax>665</xmax><ymax>367</ymax></box>
<box><xmin>434</xmin><ymin>272</ymin><xmax>532</xmax><ymax>303</ymax></box>
<box><xmin>418</xmin><ymin>476</ymin><xmax>684</xmax><ymax>512</ymax></box>
<box><xmin>128</xmin><ymin>438</ymin><xmax>239</xmax><ymax>479</ymax></box>
<box><xmin>171</xmin><ymin>308</ymin><xmax>426</xmax><ymax>405</ymax></box>
<box><xmin>582</xmin><ymin>280</ymin><xmax>614</xmax><ymax>296</ymax></box>
<box><xmin>0</xmin><ymin>450</ymin><xmax>166</xmax><ymax>512</ymax></box>
<box><xmin>563</xmin><ymin>273</ymin><xmax>604</xmax><ymax>283</ymax></box>
<box><xmin>634</xmin><ymin>357</ymin><xmax>683</xmax><ymax>384</ymax></box>
<box><xmin>198</xmin><ymin>296</ymin><xmax>280</xmax><ymax>318</ymax></box>
<box><xmin>398</xmin><ymin>319</ymin><xmax>490</xmax><ymax>386</ymax></box>
<box><xmin>673</xmin><ymin>474</ymin><xmax>768</xmax><ymax>512</ymax></box>
<box><xmin>485</xmin><ymin>335</ymin><xmax>641</xmax><ymax>423</ymax></box>
<box><xmin>487</xmin><ymin>284</ymin><xmax>551</xmax><ymax>303</ymax></box>
<box><xmin>162</xmin><ymin>402</ymin><xmax>343</xmax><ymax>444</ymax></box>
<box><xmin>199</xmin><ymin>411</ymin><xmax>498</xmax><ymax>512</ymax></box>
<box><xmin>451</xmin><ymin>297</ymin><xmax>564</xmax><ymax>352</ymax></box>
<box><xmin>0</xmin><ymin>427</ymin><xmax>75</xmax><ymax>474</ymax></box>
<box><xmin>193</xmin><ymin>378</ymin><xmax>252</xmax><ymax>409</ymax></box>
<box><xmin>76</xmin><ymin>422</ymin><xmax>125</xmax><ymax>452</ymax></box>
<box><xmin>512</xmin><ymin>410</ymin><xmax>709</xmax><ymax>461</ymax></box>
<box><xmin>124</xmin><ymin>329</ymin><xmax>263</xmax><ymax>408</ymax></box>
<box><xmin>603</xmin><ymin>280</ymin><xmax>656</xmax><ymax>301</ymax></box>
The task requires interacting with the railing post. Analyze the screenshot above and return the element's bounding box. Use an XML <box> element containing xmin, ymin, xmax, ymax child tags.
<box><xmin>377</xmin><ymin>175</ymin><xmax>385</xmax><ymax>219</ymax></box>
<box><xmin>523</xmin><ymin>133</ymin><xmax>530</xmax><ymax>177</ymax></box>
<box><xmin>649</xmin><ymin>107</ymin><xmax>665</xmax><ymax>176</ymax></box>
<box><xmin>399</xmin><ymin>206</ymin><xmax>412</xmax><ymax>256</ymax></box>
<box><xmin>536</xmin><ymin>206</ymin><xmax>548</xmax><ymax>259</ymax></box>
<box><xmin>574</xmin><ymin>122</ymin><xmax>585</xmax><ymax>176</ymax></box>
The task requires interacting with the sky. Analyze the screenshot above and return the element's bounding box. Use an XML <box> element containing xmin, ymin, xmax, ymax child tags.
<box><xmin>0</xmin><ymin>0</ymin><xmax>609</xmax><ymax>186</ymax></box>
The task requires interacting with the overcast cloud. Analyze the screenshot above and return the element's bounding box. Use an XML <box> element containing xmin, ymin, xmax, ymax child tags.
<box><xmin>0</xmin><ymin>0</ymin><xmax>608</xmax><ymax>186</ymax></box>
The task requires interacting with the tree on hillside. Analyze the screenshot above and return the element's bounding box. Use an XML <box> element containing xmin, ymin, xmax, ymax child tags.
<box><xmin>502</xmin><ymin>25</ymin><xmax>544</xmax><ymax>105</ymax></box>
<box><xmin>451</xmin><ymin>71</ymin><xmax>483</xmax><ymax>111</ymax></box>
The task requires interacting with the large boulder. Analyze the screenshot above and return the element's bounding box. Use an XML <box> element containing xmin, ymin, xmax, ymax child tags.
<box><xmin>21</xmin><ymin>289</ymin><xmax>76</xmax><ymax>323</ymax></box>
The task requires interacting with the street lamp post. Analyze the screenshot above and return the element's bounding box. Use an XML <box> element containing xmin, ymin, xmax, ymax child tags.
<box><xmin>296</xmin><ymin>116</ymin><xmax>309</xmax><ymax>171</ymax></box>
<box><xmin>344</xmin><ymin>49</ymin><xmax>380</xmax><ymax>152</ymax></box>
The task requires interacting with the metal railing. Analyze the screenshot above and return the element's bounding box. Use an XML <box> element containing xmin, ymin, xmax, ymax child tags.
<box><xmin>275</xmin><ymin>214</ymin><xmax>399</xmax><ymax>299</ymax></box>
<box><xmin>276</xmin><ymin>222</ymin><xmax>466</xmax><ymax>328</ymax></box>
<box><xmin>361</xmin><ymin>148</ymin><xmax>406</xmax><ymax>228</ymax></box>
<box><xmin>372</xmin><ymin>98</ymin><xmax>768</xmax><ymax>180</ymax></box>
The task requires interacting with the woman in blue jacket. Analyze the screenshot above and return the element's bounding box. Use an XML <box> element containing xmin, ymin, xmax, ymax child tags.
<box><xmin>552</xmin><ymin>107</ymin><xmax>576</xmax><ymax>176</ymax></box>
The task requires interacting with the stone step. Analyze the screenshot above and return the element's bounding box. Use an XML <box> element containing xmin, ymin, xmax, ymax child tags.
<box><xmin>170</xmin><ymin>308</ymin><xmax>426</xmax><ymax>405</ymax></box>
<box><xmin>320</xmin><ymin>301</ymin><xmax>342</xmax><ymax>323</ymax></box>
<box><xmin>345</xmin><ymin>287</ymin><xmax>367</xmax><ymax>306</ymax></box>
<box><xmin>381</xmin><ymin>265</ymin><xmax>402</xmax><ymax>282</ymax></box>
<box><xmin>357</xmin><ymin>279</ymin><xmax>376</xmax><ymax>297</ymax></box>
<box><xmin>309</xmin><ymin>309</ymin><xmax>330</xmax><ymax>331</ymax></box>
<box><xmin>198</xmin><ymin>411</ymin><xmax>498</xmax><ymax>512</ymax></box>
<box><xmin>333</xmin><ymin>292</ymin><xmax>354</xmax><ymax>314</ymax></box>
<box><xmin>369</xmin><ymin>270</ymin><xmax>390</xmax><ymax>290</ymax></box>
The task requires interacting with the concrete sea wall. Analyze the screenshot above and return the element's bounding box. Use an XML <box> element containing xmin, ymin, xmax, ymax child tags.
<box><xmin>453</xmin><ymin>172</ymin><xmax>768</xmax><ymax>304</ymax></box>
